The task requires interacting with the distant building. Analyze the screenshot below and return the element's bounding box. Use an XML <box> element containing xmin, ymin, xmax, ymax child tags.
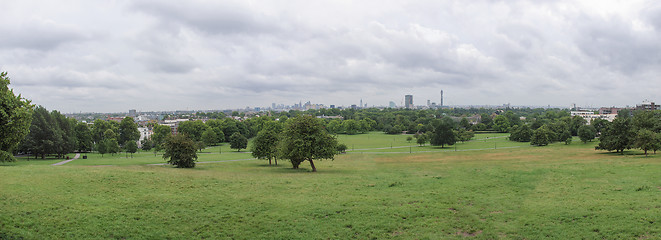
<box><xmin>137</xmin><ymin>127</ymin><xmax>152</xmax><ymax>148</ymax></box>
<box><xmin>330</xmin><ymin>105</ymin><xmax>335</xmax><ymax>109</ymax></box>
<box><xmin>599</xmin><ymin>107</ymin><xmax>623</xmax><ymax>115</ymax></box>
<box><xmin>316</xmin><ymin>115</ymin><xmax>343</xmax><ymax>120</ymax></box>
<box><xmin>129</xmin><ymin>109</ymin><xmax>137</xmax><ymax>117</ymax></box>
<box><xmin>107</xmin><ymin>117</ymin><xmax>124</xmax><ymax>123</ymax></box>
<box><xmin>636</xmin><ymin>101</ymin><xmax>660</xmax><ymax>111</ymax></box>
<box><xmin>405</xmin><ymin>95</ymin><xmax>413</xmax><ymax>109</ymax></box>
<box><xmin>571</xmin><ymin>111</ymin><xmax>617</xmax><ymax>123</ymax></box>
<box><xmin>389</xmin><ymin>101</ymin><xmax>396</xmax><ymax>108</ymax></box>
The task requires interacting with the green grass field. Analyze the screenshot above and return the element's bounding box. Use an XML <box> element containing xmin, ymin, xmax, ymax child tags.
<box><xmin>1</xmin><ymin>132</ymin><xmax>660</xmax><ymax>239</ymax></box>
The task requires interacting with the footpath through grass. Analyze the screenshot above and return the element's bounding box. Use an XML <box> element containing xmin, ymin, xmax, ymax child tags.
<box><xmin>1</xmin><ymin>133</ymin><xmax>660</xmax><ymax>239</ymax></box>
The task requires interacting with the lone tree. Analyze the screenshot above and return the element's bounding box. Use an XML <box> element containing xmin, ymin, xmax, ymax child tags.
<box><xmin>229</xmin><ymin>132</ymin><xmax>248</xmax><ymax>152</ymax></box>
<box><xmin>251</xmin><ymin>128</ymin><xmax>279</xmax><ymax>165</ymax></box>
<box><xmin>278</xmin><ymin>115</ymin><xmax>338</xmax><ymax>172</ymax></box>
<box><xmin>162</xmin><ymin>134</ymin><xmax>197</xmax><ymax>168</ymax></box>
<box><xmin>0</xmin><ymin>72</ymin><xmax>33</xmax><ymax>162</ymax></box>
<box><xmin>430</xmin><ymin>118</ymin><xmax>456</xmax><ymax>148</ymax></box>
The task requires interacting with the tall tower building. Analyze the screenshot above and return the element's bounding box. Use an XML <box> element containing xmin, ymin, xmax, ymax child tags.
<box><xmin>360</xmin><ymin>99</ymin><xmax>363</xmax><ymax>109</ymax></box>
<box><xmin>440</xmin><ymin>90</ymin><xmax>444</xmax><ymax>107</ymax></box>
<box><xmin>405</xmin><ymin>95</ymin><xmax>413</xmax><ymax>109</ymax></box>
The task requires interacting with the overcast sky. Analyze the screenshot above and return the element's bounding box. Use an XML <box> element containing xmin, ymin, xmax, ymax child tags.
<box><xmin>2</xmin><ymin>0</ymin><xmax>660</xmax><ymax>113</ymax></box>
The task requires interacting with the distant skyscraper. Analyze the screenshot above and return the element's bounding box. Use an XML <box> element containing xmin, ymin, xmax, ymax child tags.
<box><xmin>440</xmin><ymin>90</ymin><xmax>444</xmax><ymax>107</ymax></box>
<box><xmin>405</xmin><ymin>95</ymin><xmax>413</xmax><ymax>109</ymax></box>
<box><xmin>129</xmin><ymin>109</ymin><xmax>137</xmax><ymax>117</ymax></box>
<box><xmin>272</xmin><ymin>103</ymin><xmax>276</xmax><ymax>109</ymax></box>
<box><xmin>389</xmin><ymin>101</ymin><xmax>396</xmax><ymax>108</ymax></box>
<box><xmin>360</xmin><ymin>99</ymin><xmax>363</xmax><ymax>109</ymax></box>
<box><xmin>427</xmin><ymin>99</ymin><xmax>431</xmax><ymax>107</ymax></box>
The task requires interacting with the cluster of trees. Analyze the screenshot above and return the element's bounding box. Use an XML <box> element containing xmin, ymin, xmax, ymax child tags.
<box><xmin>263</xmin><ymin>108</ymin><xmax>531</xmax><ymax>135</ymax></box>
<box><xmin>597</xmin><ymin>110</ymin><xmax>661</xmax><ymax>156</ymax></box>
<box><xmin>145</xmin><ymin>117</ymin><xmax>271</xmax><ymax>153</ymax></box>
<box><xmin>406</xmin><ymin>118</ymin><xmax>475</xmax><ymax>147</ymax></box>
<box><xmin>249</xmin><ymin>116</ymin><xmax>338</xmax><ymax>172</ymax></box>
<box><xmin>18</xmin><ymin>105</ymin><xmax>140</xmax><ymax>159</ymax></box>
<box><xmin>507</xmin><ymin>112</ymin><xmax>604</xmax><ymax>146</ymax></box>
<box><xmin>19</xmin><ymin>106</ymin><xmax>94</xmax><ymax>159</ymax></box>
<box><xmin>0</xmin><ymin>72</ymin><xmax>33</xmax><ymax>162</ymax></box>
<box><xmin>91</xmin><ymin>117</ymin><xmax>140</xmax><ymax>157</ymax></box>
<box><xmin>164</xmin><ymin>115</ymin><xmax>339</xmax><ymax>171</ymax></box>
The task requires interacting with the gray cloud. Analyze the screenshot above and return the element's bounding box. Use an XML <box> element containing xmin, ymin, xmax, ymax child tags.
<box><xmin>2</xmin><ymin>0</ymin><xmax>660</xmax><ymax>112</ymax></box>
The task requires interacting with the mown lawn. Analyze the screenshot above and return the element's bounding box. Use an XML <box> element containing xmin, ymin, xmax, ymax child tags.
<box><xmin>1</xmin><ymin>133</ymin><xmax>660</xmax><ymax>239</ymax></box>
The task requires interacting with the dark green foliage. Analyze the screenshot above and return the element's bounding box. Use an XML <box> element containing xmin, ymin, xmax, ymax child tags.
<box><xmin>105</xmin><ymin>138</ymin><xmax>120</xmax><ymax>156</ymax></box>
<box><xmin>596</xmin><ymin>113</ymin><xmax>636</xmax><ymax>153</ymax></box>
<box><xmin>52</xmin><ymin>111</ymin><xmax>76</xmax><ymax>158</ymax></box>
<box><xmin>591</xmin><ymin>118</ymin><xmax>609</xmax><ymax>134</ymax></box>
<box><xmin>229</xmin><ymin>132</ymin><xmax>248</xmax><ymax>152</ymax></box>
<box><xmin>201</xmin><ymin>128</ymin><xmax>219</xmax><ymax>146</ymax></box>
<box><xmin>152</xmin><ymin>124</ymin><xmax>172</xmax><ymax>151</ymax></box>
<box><xmin>336</xmin><ymin>143</ymin><xmax>347</xmax><ymax>154</ymax></box>
<box><xmin>0</xmin><ymin>72</ymin><xmax>33</xmax><ymax>162</ymax></box>
<box><xmin>177</xmin><ymin>120</ymin><xmax>208</xmax><ymax>142</ymax></box>
<box><xmin>416</xmin><ymin>134</ymin><xmax>428</xmax><ymax>146</ymax></box>
<box><xmin>559</xmin><ymin>130</ymin><xmax>572</xmax><ymax>144</ymax></box>
<box><xmin>278</xmin><ymin>115</ymin><xmax>337</xmax><ymax>172</ymax></box>
<box><xmin>20</xmin><ymin>106</ymin><xmax>61</xmax><ymax>159</ymax></box>
<box><xmin>456</xmin><ymin>129</ymin><xmax>475</xmax><ymax>142</ymax></box>
<box><xmin>125</xmin><ymin>140</ymin><xmax>138</xmax><ymax>158</ymax></box>
<box><xmin>162</xmin><ymin>134</ymin><xmax>198</xmax><ymax>168</ymax></box>
<box><xmin>326</xmin><ymin>119</ymin><xmax>342</xmax><ymax>134</ymax></box>
<box><xmin>384</xmin><ymin>124</ymin><xmax>404</xmax><ymax>134</ymax></box>
<box><xmin>531</xmin><ymin>125</ymin><xmax>553</xmax><ymax>146</ymax></box>
<box><xmin>577</xmin><ymin>125</ymin><xmax>596</xmax><ymax>143</ymax></box>
<box><xmin>634</xmin><ymin>129</ymin><xmax>658</xmax><ymax>156</ymax></box>
<box><xmin>141</xmin><ymin>138</ymin><xmax>154</xmax><ymax>151</ymax></box>
<box><xmin>252</xmin><ymin>129</ymin><xmax>280</xmax><ymax>165</ymax></box>
<box><xmin>492</xmin><ymin>115</ymin><xmax>510</xmax><ymax>133</ymax></box>
<box><xmin>569</xmin><ymin>116</ymin><xmax>587</xmax><ymax>136</ymax></box>
<box><xmin>471</xmin><ymin>123</ymin><xmax>488</xmax><ymax>131</ymax></box>
<box><xmin>96</xmin><ymin>141</ymin><xmax>107</xmax><ymax>157</ymax></box>
<box><xmin>430</xmin><ymin>118</ymin><xmax>456</xmax><ymax>148</ymax></box>
<box><xmin>75</xmin><ymin>122</ymin><xmax>93</xmax><ymax>152</ymax></box>
<box><xmin>118</xmin><ymin>117</ymin><xmax>140</xmax><ymax>146</ymax></box>
<box><xmin>459</xmin><ymin>117</ymin><xmax>471</xmax><ymax>129</ymax></box>
<box><xmin>510</xmin><ymin>125</ymin><xmax>532</xmax><ymax>142</ymax></box>
<box><xmin>341</xmin><ymin>119</ymin><xmax>360</xmax><ymax>135</ymax></box>
<box><xmin>91</xmin><ymin>119</ymin><xmax>113</xmax><ymax>145</ymax></box>
<box><xmin>195</xmin><ymin>141</ymin><xmax>206</xmax><ymax>152</ymax></box>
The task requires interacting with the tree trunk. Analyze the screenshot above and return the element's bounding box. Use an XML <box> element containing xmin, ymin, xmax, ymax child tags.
<box><xmin>275</xmin><ymin>157</ymin><xmax>278</xmax><ymax>165</ymax></box>
<box><xmin>645</xmin><ymin>150</ymin><xmax>648</xmax><ymax>157</ymax></box>
<box><xmin>309</xmin><ymin>159</ymin><xmax>317</xmax><ymax>172</ymax></box>
<box><xmin>269</xmin><ymin>158</ymin><xmax>272</xmax><ymax>165</ymax></box>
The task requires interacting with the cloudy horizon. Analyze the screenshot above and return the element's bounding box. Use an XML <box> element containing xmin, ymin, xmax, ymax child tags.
<box><xmin>2</xmin><ymin>0</ymin><xmax>660</xmax><ymax>113</ymax></box>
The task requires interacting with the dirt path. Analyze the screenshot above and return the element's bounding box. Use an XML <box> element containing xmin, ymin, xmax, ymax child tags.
<box><xmin>51</xmin><ymin>153</ymin><xmax>81</xmax><ymax>166</ymax></box>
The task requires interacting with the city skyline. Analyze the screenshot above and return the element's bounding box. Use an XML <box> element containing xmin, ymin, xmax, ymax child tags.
<box><xmin>2</xmin><ymin>1</ymin><xmax>661</xmax><ymax>113</ymax></box>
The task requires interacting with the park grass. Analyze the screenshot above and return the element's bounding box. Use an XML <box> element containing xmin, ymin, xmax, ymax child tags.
<box><xmin>1</xmin><ymin>133</ymin><xmax>661</xmax><ymax>239</ymax></box>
